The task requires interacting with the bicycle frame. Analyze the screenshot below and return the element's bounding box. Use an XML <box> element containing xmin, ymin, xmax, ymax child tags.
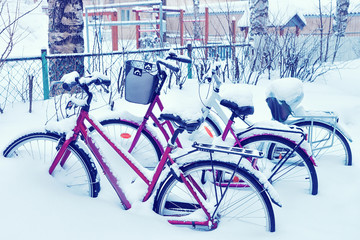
<box><xmin>48</xmin><ymin>107</ymin><xmax>219</xmax><ymax>228</ymax></box>
<box><xmin>117</xmin><ymin>77</ymin><xmax>316</xmax><ymax>186</ymax></box>
<box><xmin>119</xmin><ymin>66</ymin><xmax>316</xmax><ymax>164</ymax></box>
<box><xmin>128</xmin><ymin>94</ymin><xmax>182</xmax><ymax>155</ymax></box>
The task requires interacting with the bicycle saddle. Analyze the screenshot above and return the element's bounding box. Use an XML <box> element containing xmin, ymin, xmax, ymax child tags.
<box><xmin>160</xmin><ymin>113</ymin><xmax>204</xmax><ymax>133</ymax></box>
<box><xmin>220</xmin><ymin>99</ymin><xmax>254</xmax><ymax>117</ymax></box>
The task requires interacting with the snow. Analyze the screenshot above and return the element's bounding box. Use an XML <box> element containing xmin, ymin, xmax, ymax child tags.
<box><xmin>266</xmin><ymin>77</ymin><xmax>304</xmax><ymax>109</ymax></box>
<box><xmin>1</xmin><ymin>58</ymin><xmax>360</xmax><ymax>239</ymax></box>
<box><xmin>0</xmin><ymin>1</ymin><xmax>48</xmax><ymax>58</ymax></box>
<box><xmin>238</xmin><ymin>0</ymin><xmax>360</xmax><ymax>28</ymax></box>
<box><xmin>220</xmin><ymin>83</ymin><xmax>254</xmax><ymax>107</ymax></box>
<box><xmin>1</xmin><ymin>1</ymin><xmax>360</xmax><ymax>240</ymax></box>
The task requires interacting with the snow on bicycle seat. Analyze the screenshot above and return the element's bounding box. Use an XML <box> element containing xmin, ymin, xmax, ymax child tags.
<box><xmin>220</xmin><ymin>99</ymin><xmax>254</xmax><ymax>117</ymax></box>
<box><xmin>266</xmin><ymin>78</ymin><xmax>304</xmax><ymax>122</ymax></box>
<box><xmin>266</xmin><ymin>78</ymin><xmax>304</xmax><ymax>109</ymax></box>
<box><xmin>160</xmin><ymin>113</ymin><xmax>204</xmax><ymax>133</ymax></box>
<box><xmin>219</xmin><ymin>83</ymin><xmax>254</xmax><ymax>117</ymax></box>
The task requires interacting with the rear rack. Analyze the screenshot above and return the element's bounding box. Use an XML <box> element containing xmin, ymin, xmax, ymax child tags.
<box><xmin>192</xmin><ymin>142</ymin><xmax>263</xmax><ymax>158</ymax></box>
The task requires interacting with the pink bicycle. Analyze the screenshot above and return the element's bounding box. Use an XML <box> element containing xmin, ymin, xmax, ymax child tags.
<box><xmin>3</xmin><ymin>60</ymin><xmax>278</xmax><ymax>232</ymax></box>
<box><xmin>99</xmin><ymin>53</ymin><xmax>318</xmax><ymax>195</ymax></box>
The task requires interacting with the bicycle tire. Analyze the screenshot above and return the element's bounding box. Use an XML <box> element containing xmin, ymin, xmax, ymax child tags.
<box><xmin>98</xmin><ymin>119</ymin><xmax>162</xmax><ymax>169</ymax></box>
<box><xmin>153</xmin><ymin>160</ymin><xmax>276</xmax><ymax>232</ymax></box>
<box><xmin>295</xmin><ymin>121</ymin><xmax>352</xmax><ymax>166</ymax></box>
<box><xmin>240</xmin><ymin>135</ymin><xmax>318</xmax><ymax>195</ymax></box>
<box><xmin>3</xmin><ymin>132</ymin><xmax>100</xmax><ymax>197</ymax></box>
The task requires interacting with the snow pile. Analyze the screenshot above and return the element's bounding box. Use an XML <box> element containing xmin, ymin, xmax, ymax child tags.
<box><xmin>161</xmin><ymin>83</ymin><xmax>205</xmax><ymax>122</ymax></box>
<box><xmin>220</xmin><ymin>83</ymin><xmax>254</xmax><ymax>107</ymax></box>
<box><xmin>266</xmin><ymin>77</ymin><xmax>304</xmax><ymax>110</ymax></box>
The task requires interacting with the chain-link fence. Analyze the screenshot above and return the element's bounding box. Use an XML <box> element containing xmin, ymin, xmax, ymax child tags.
<box><xmin>0</xmin><ymin>56</ymin><xmax>43</xmax><ymax>113</ymax></box>
<box><xmin>0</xmin><ymin>43</ymin><xmax>252</xmax><ymax>115</ymax></box>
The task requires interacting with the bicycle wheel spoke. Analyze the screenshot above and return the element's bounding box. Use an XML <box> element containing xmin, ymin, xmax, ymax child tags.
<box><xmin>154</xmin><ymin>161</ymin><xmax>275</xmax><ymax>232</ymax></box>
<box><xmin>296</xmin><ymin>121</ymin><xmax>352</xmax><ymax>165</ymax></box>
<box><xmin>4</xmin><ymin>132</ymin><xmax>99</xmax><ymax>197</ymax></box>
<box><xmin>100</xmin><ymin>120</ymin><xmax>162</xmax><ymax>169</ymax></box>
<box><xmin>241</xmin><ymin>135</ymin><xmax>317</xmax><ymax>195</ymax></box>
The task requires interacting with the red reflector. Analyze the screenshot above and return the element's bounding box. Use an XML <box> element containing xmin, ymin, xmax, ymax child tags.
<box><xmin>204</xmin><ymin>126</ymin><xmax>214</xmax><ymax>138</ymax></box>
<box><xmin>233</xmin><ymin>176</ymin><xmax>240</xmax><ymax>182</ymax></box>
<box><xmin>120</xmin><ymin>133</ymin><xmax>132</xmax><ymax>139</ymax></box>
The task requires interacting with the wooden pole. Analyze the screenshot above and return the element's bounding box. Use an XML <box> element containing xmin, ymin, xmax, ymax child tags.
<box><xmin>111</xmin><ymin>12</ymin><xmax>119</xmax><ymax>51</ymax></box>
<box><xmin>205</xmin><ymin>7</ymin><xmax>209</xmax><ymax>59</ymax></box>
<box><xmin>136</xmin><ymin>12</ymin><xmax>140</xmax><ymax>49</ymax></box>
<box><xmin>180</xmin><ymin>9</ymin><xmax>184</xmax><ymax>54</ymax></box>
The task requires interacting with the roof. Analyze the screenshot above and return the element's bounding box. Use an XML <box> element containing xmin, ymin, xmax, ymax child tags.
<box><xmin>237</xmin><ymin>1</ymin><xmax>307</xmax><ymax>28</ymax></box>
<box><xmin>167</xmin><ymin>1</ymin><xmax>247</xmax><ymax>15</ymax></box>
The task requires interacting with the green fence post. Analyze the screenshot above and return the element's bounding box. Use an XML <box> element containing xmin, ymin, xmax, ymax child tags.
<box><xmin>187</xmin><ymin>43</ymin><xmax>192</xmax><ymax>79</ymax></box>
<box><xmin>41</xmin><ymin>49</ymin><xmax>49</xmax><ymax>100</ymax></box>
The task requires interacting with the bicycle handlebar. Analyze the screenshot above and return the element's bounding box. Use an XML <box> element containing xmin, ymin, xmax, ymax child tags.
<box><xmin>61</xmin><ymin>71</ymin><xmax>111</xmax><ymax>91</ymax></box>
<box><xmin>156</xmin><ymin>52</ymin><xmax>192</xmax><ymax>74</ymax></box>
<box><xmin>166</xmin><ymin>52</ymin><xmax>192</xmax><ymax>64</ymax></box>
<box><xmin>156</xmin><ymin>59</ymin><xmax>180</xmax><ymax>73</ymax></box>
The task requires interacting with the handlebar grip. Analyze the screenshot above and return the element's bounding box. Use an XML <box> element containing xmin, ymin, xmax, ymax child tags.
<box><xmin>175</xmin><ymin>56</ymin><xmax>192</xmax><ymax>64</ymax></box>
<box><xmin>157</xmin><ymin>59</ymin><xmax>180</xmax><ymax>73</ymax></box>
<box><xmin>62</xmin><ymin>78</ymin><xmax>79</xmax><ymax>91</ymax></box>
<box><xmin>101</xmin><ymin>79</ymin><xmax>111</xmax><ymax>87</ymax></box>
<box><xmin>61</xmin><ymin>71</ymin><xmax>80</xmax><ymax>91</ymax></box>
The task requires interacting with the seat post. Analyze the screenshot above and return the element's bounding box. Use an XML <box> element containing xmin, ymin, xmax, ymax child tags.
<box><xmin>169</xmin><ymin>127</ymin><xmax>185</xmax><ymax>146</ymax></box>
<box><xmin>230</xmin><ymin>112</ymin><xmax>236</xmax><ymax>122</ymax></box>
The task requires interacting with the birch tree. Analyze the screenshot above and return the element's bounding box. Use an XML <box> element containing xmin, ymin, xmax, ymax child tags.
<box><xmin>48</xmin><ymin>0</ymin><xmax>85</xmax><ymax>84</ymax></box>
<box><xmin>333</xmin><ymin>0</ymin><xmax>350</xmax><ymax>61</ymax></box>
<box><xmin>249</xmin><ymin>0</ymin><xmax>268</xmax><ymax>38</ymax></box>
<box><xmin>192</xmin><ymin>0</ymin><xmax>201</xmax><ymax>40</ymax></box>
<box><xmin>248</xmin><ymin>0</ymin><xmax>269</xmax><ymax>82</ymax></box>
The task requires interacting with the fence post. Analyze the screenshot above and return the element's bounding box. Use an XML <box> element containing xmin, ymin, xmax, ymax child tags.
<box><xmin>29</xmin><ymin>75</ymin><xmax>33</xmax><ymax>113</ymax></box>
<box><xmin>41</xmin><ymin>49</ymin><xmax>49</xmax><ymax>100</ymax></box>
<box><xmin>187</xmin><ymin>43</ymin><xmax>192</xmax><ymax>79</ymax></box>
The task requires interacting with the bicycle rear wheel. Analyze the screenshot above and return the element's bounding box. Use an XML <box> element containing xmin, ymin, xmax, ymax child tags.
<box><xmin>99</xmin><ymin>119</ymin><xmax>162</xmax><ymax>169</ymax></box>
<box><xmin>153</xmin><ymin>160</ymin><xmax>275</xmax><ymax>232</ymax></box>
<box><xmin>240</xmin><ymin>135</ymin><xmax>318</xmax><ymax>195</ymax></box>
<box><xmin>3</xmin><ymin>132</ymin><xmax>100</xmax><ymax>197</ymax></box>
<box><xmin>295</xmin><ymin>121</ymin><xmax>352</xmax><ymax>166</ymax></box>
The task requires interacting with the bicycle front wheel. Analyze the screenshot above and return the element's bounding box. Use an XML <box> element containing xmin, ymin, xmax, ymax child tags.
<box><xmin>295</xmin><ymin>121</ymin><xmax>352</xmax><ymax>166</ymax></box>
<box><xmin>3</xmin><ymin>132</ymin><xmax>100</xmax><ymax>197</ymax></box>
<box><xmin>240</xmin><ymin>135</ymin><xmax>318</xmax><ymax>195</ymax></box>
<box><xmin>99</xmin><ymin>119</ymin><xmax>162</xmax><ymax>169</ymax></box>
<box><xmin>153</xmin><ymin>160</ymin><xmax>275</xmax><ymax>232</ymax></box>
<box><xmin>188</xmin><ymin>117</ymin><xmax>222</xmax><ymax>144</ymax></box>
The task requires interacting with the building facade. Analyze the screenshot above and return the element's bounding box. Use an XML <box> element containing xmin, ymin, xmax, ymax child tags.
<box><xmin>81</xmin><ymin>0</ymin><xmax>360</xmax><ymax>48</ymax></box>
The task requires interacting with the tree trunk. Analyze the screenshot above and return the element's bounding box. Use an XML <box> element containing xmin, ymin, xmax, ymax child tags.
<box><xmin>332</xmin><ymin>0</ymin><xmax>349</xmax><ymax>62</ymax></box>
<box><xmin>334</xmin><ymin>0</ymin><xmax>350</xmax><ymax>37</ymax></box>
<box><xmin>249</xmin><ymin>0</ymin><xmax>268</xmax><ymax>39</ymax></box>
<box><xmin>192</xmin><ymin>0</ymin><xmax>201</xmax><ymax>40</ymax></box>
<box><xmin>248</xmin><ymin>0</ymin><xmax>269</xmax><ymax>77</ymax></box>
<box><xmin>48</xmin><ymin>0</ymin><xmax>84</xmax><ymax>86</ymax></box>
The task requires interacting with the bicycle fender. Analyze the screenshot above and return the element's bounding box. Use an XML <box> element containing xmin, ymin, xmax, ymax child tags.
<box><xmin>286</xmin><ymin>119</ymin><xmax>353</xmax><ymax>142</ymax></box>
<box><xmin>237</xmin><ymin>121</ymin><xmax>315</xmax><ymax>165</ymax></box>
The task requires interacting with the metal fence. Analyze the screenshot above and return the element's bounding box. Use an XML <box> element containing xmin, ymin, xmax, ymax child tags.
<box><xmin>0</xmin><ymin>56</ymin><xmax>43</xmax><ymax>113</ymax></box>
<box><xmin>0</xmin><ymin>43</ymin><xmax>250</xmax><ymax>114</ymax></box>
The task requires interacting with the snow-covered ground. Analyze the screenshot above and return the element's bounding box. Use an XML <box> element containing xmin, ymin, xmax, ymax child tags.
<box><xmin>1</xmin><ymin>1</ymin><xmax>360</xmax><ymax>239</ymax></box>
<box><xmin>0</xmin><ymin>58</ymin><xmax>359</xmax><ymax>240</ymax></box>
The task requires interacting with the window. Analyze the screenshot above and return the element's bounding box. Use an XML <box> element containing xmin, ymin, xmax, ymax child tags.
<box><xmin>121</xmin><ymin>9</ymin><xmax>130</xmax><ymax>21</ymax></box>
